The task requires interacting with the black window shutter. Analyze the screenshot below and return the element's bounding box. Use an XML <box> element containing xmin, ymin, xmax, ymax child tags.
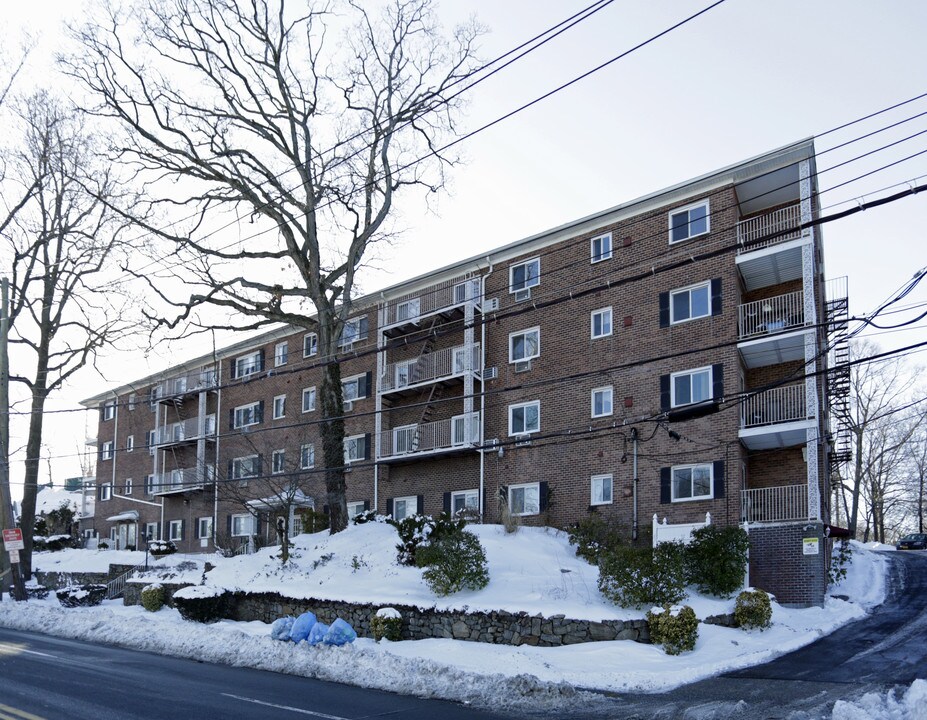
<box><xmin>712</xmin><ymin>364</ymin><xmax>725</xmax><ymax>401</ymax></box>
<box><xmin>322</xmin><ymin>504</ymin><xmax>329</xmax><ymax>515</ymax></box>
<box><xmin>713</xmin><ymin>460</ymin><xmax>725</xmax><ymax>499</ymax></box>
<box><xmin>226</xmin><ymin>515</ymin><xmax>232</xmax><ymax>536</ymax></box>
<box><xmin>360</xmin><ymin>316</ymin><xmax>369</xmax><ymax>339</ymax></box>
<box><xmin>230</xmin><ymin>358</ymin><xmax>238</xmax><ymax>379</ymax></box>
<box><xmin>416</xmin><ymin>495</ymin><xmax>424</xmax><ymax>515</ymax></box>
<box><xmin>257</xmin><ymin>454</ymin><xmax>264</xmax><ymax>476</ymax></box>
<box><xmin>362</xmin><ymin>371</ymin><xmax>372</xmax><ymax>398</ymax></box>
<box><xmin>443</xmin><ymin>492</ymin><xmax>451</xmax><ymax>514</ymax></box>
<box><xmin>228</xmin><ymin>408</ymin><xmax>235</xmax><ymax>430</ymax></box>
<box><xmin>156</xmin><ymin>522</ymin><xmax>161</xmax><ymax>541</ymax></box>
<box><xmin>660</xmin><ymin>374</ymin><xmax>671</xmax><ymax>412</ymax></box>
<box><xmin>386</xmin><ymin>498</ymin><xmax>394</xmax><ymax>516</ymax></box>
<box><xmin>711</xmin><ymin>278</ymin><xmax>722</xmax><ymax>316</ymax></box>
<box><xmin>256</xmin><ymin>401</ymin><xmax>264</xmax><ymax>424</ymax></box>
<box><xmin>257</xmin><ymin>349</ymin><xmax>265</xmax><ymax>372</ymax></box>
<box><xmin>255</xmin><ymin>514</ymin><xmax>262</xmax><ymax>537</ymax></box>
<box><xmin>539</xmin><ymin>481</ymin><xmax>549</xmax><ymax>512</ymax></box>
<box><xmin>660</xmin><ymin>467</ymin><xmax>672</xmax><ymax>504</ymax></box>
<box><xmin>659</xmin><ymin>292</ymin><xmax>670</xmax><ymax>328</ymax></box>
<box><xmin>363</xmin><ymin>433</ymin><xmax>371</xmax><ymax>460</ymax></box>
<box><xmin>227</xmin><ymin>459</ymin><xmax>234</xmax><ymax>480</ymax></box>
<box><xmin>363</xmin><ymin>500</ymin><xmax>370</xmax><ymax>511</ymax></box>
<box><xmin>180</xmin><ymin>520</ymin><xmax>186</xmax><ymax>541</ymax></box>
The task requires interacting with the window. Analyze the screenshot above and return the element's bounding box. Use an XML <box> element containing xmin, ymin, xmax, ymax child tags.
<box><xmin>591</xmin><ymin>474</ymin><xmax>613</xmax><ymax>505</ymax></box>
<box><xmin>125</xmin><ymin>478</ymin><xmax>133</xmax><ymax>496</ymax></box>
<box><xmin>671</xmin><ymin>367</ymin><xmax>712</xmax><ymax>407</ymax></box>
<box><xmin>591</xmin><ymin>232</ymin><xmax>612</xmax><ymax>263</ymax></box>
<box><xmin>396</xmin><ymin>299</ymin><xmax>420</xmax><ymax>322</ymax></box>
<box><xmin>342</xmin><ymin>373</ymin><xmax>370</xmax><ymax>403</ymax></box>
<box><xmin>672</xmin><ymin>464</ymin><xmax>713</xmax><ymax>501</ymax></box>
<box><xmin>126</xmin><ymin>435</ymin><xmax>135</xmax><ymax>453</ymax></box>
<box><xmin>591</xmin><ymin>307</ymin><xmax>612</xmax><ymax>339</ymax></box>
<box><xmin>452</xmin><ymin>413</ymin><xmax>477</xmax><ymax>446</ymax></box>
<box><xmin>395</xmin><ymin>360</ymin><xmax>415</xmax><ymax>388</ymax></box>
<box><xmin>344</xmin><ymin>434</ymin><xmax>368</xmax><ymax>463</ymax></box>
<box><xmin>303</xmin><ymin>333</ymin><xmax>318</xmax><ymax>358</ymax></box>
<box><xmin>451</xmin><ymin>489</ymin><xmax>479</xmax><ymax>515</ymax></box>
<box><xmin>669</xmin><ymin>200</ymin><xmax>709</xmax><ymax>243</ymax></box>
<box><xmin>146</xmin><ymin>474</ymin><xmax>156</xmax><ymax>495</ymax></box>
<box><xmin>508</xmin><ymin>482</ymin><xmax>539</xmax><ymax>516</ymax></box>
<box><xmin>233</xmin><ymin>350</ymin><xmax>262</xmax><ymax>378</ymax></box>
<box><xmin>508</xmin><ymin>401</ymin><xmax>540</xmax><ymax>436</ymax></box>
<box><xmin>509</xmin><ymin>327</ymin><xmax>540</xmax><ymax>363</ymax></box>
<box><xmin>347</xmin><ymin>501</ymin><xmax>367</xmax><ymax>519</ymax></box>
<box><xmin>670</xmin><ymin>282</ymin><xmax>710</xmax><ymax>324</ymax></box>
<box><xmin>100</xmin><ymin>482</ymin><xmax>112</xmax><ymax>501</ymax></box>
<box><xmin>510</xmin><ymin>258</ymin><xmax>540</xmax><ymax>293</ymax></box>
<box><xmin>148</xmin><ymin>386</ymin><xmax>160</xmax><ymax>409</ymax></box>
<box><xmin>273</xmin><ymin>395</ymin><xmax>286</xmax><ymax>419</ymax></box>
<box><xmin>197</xmin><ymin>517</ymin><xmax>213</xmax><ymax>540</ymax></box>
<box><xmin>144</xmin><ymin>522</ymin><xmax>158</xmax><ymax>542</ymax></box>
<box><xmin>233</xmin><ymin>402</ymin><xmax>262</xmax><ymax>428</ymax></box>
<box><xmin>272</xmin><ymin>449</ymin><xmax>286</xmax><ymax>474</ymax></box>
<box><xmin>102</xmin><ymin>401</ymin><xmax>116</xmax><ymax>421</ymax></box>
<box><xmin>392</xmin><ymin>496</ymin><xmax>418</xmax><ymax>521</ymax></box>
<box><xmin>302</xmin><ymin>387</ymin><xmax>316</xmax><ymax>413</ymax></box>
<box><xmin>338</xmin><ymin>316</ymin><xmax>369</xmax><ymax>348</ymax></box>
<box><xmin>168</xmin><ymin>520</ymin><xmax>183</xmax><ymax>542</ymax></box>
<box><xmin>454</xmin><ymin>280</ymin><xmax>474</xmax><ymax>304</ymax></box>
<box><xmin>148</xmin><ymin>430</ymin><xmax>157</xmax><ymax>455</ymax></box>
<box><xmin>101</xmin><ymin>441</ymin><xmax>114</xmax><ymax>461</ymax></box>
<box><xmin>128</xmin><ymin>393</ymin><xmax>137</xmax><ymax>411</ymax></box>
<box><xmin>392</xmin><ymin>425</ymin><xmax>417</xmax><ymax>454</ymax></box>
<box><xmin>231</xmin><ymin>514</ymin><xmax>256</xmax><ymax>537</ymax></box>
<box><xmin>591</xmin><ymin>387</ymin><xmax>613</xmax><ymax>418</ymax></box>
<box><xmin>231</xmin><ymin>455</ymin><xmax>260</xmax><ymax>483</ymax></box>
<box><xmin>274</xmin><ymin>341</ymin><xmax>289</xmax><ymax>367</ymax></box>
<box><xmin>301</xmin><ymin>444</ymin><xmax>315</xmax><ymax>469</ymax></box>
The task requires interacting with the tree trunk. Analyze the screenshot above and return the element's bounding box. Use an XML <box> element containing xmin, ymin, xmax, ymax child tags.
<box><xmin>320</xmin><ymin>360</ymin><xmax>348</xmax><ymax>533</ymax></box>
<box><xmin>849</xmin><ymin>426</ymin><xmax>864</xmax><ymax>536</ymax></box>
<box><xmin>19</xmin><ymin>387</ymin><xmax>48</xmax><ymax>580</ymax></box>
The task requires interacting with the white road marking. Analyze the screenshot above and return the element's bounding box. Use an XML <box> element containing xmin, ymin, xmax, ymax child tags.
<box><xmin>0</xmin><ymin>642</ymin><xmax>58</xmax><ymax>659</ymax></box>
<box><xmin>220</xmin><ymin>693</ymin><xmax>351</xmax><ymax>719</ymax></box>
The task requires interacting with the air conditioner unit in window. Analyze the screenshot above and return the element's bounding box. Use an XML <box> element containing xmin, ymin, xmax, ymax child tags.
<box><xmin>483</xmin><ymin>297</ymin><xmax>499</xmax><ymax>312</ymax></box>
<box><xmin>343</xmin><ymin>401</ymin><xmax>354</xmax><ymax>412</ymax></box>
<box><xmin>482</xmin><ymin>366</ymin><xmax>498</xmax><ymax>380</ymax></box>
<box><xmin>514</xmin><ymin>360</ymin><xmax>532</xmax><ymax>373</ymax></box>
<box><xmin>513</xmin><ymin>288</ymin><xmax>531</xmax><ymax>303</ymax></box>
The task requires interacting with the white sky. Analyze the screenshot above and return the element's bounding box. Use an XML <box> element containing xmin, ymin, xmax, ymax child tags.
<box><xmin>4</xmin><ymin>0</ymin><xmax>927</xmax><ymax>495</ymax></box>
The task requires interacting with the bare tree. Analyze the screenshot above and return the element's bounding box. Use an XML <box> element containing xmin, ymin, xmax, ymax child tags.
<box><xmin>4</xmin><ymin>92</ymin><xmax>140</xmax><ymax>579</ymax></box>
<box><xmin>66</xmin><ymin>0</ymin><xmax>482</xmax><ymax>532</ymax></box>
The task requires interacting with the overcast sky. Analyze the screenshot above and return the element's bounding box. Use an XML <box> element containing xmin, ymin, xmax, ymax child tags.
<box><xmin>4</xmin><ymin>0</ymin><xmax>927</xmax><ymax>495</ymax></box>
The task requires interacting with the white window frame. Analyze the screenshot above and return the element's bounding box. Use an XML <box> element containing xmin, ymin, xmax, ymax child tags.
<box><xmin>271</xmin><ymin>449</ymin><xmax>286</xmax><ymax>475</ymax></box>
<box><xmin>396</xmin><ymin>298</ymin><xmax>420</xmax><ymax>323</ymax></box>
<box><xmin>344</xmin><ymin>434</ymin><xmax>366</xmax><ymax>463</ymax></box>
<box><xmin>347</xmin><ymin>501</ymin><xmax>366</xmax><ymax>519</ymax></box>
<box><xmin>274</xmin><ymin>341</ymin><xmax>289</xmax><ymax>367</ymax></box>
<box><xmin>508</xmin><ymin>327</ymin><xmax>540</xmax><ymax>363</ymax></box>
<box><xmin>590</xmin><ymin>232</ymin><xmax>613</xmax><ymax>263</ymax></box>
<box><xmin>233</xmin><ymin>402</ymin><xmax>261</xmax><ymax>429</ymax></box>
<box><xmin>591</xmin><ymin>386</ymin><xmax>613</xmax><ymax>418</ymax></box>
<box><xmin>148</xmin><ymin>430</ymin><xmax>156</xmax><ymax>456</ymax></box>
<box><xmin>339</xmin><ymin>317</ymin><xmax>368</xmax><ymax>348</ymax></box>
<box><xmin>126</xmin><ymin>435</ymin><xmax>134</xmax><ymax>453</ymax></box>
<box><xmin>669</xmin><ymin>199</ymin><xmax>710</xmax><ymax>244</ymax></box>
<box><xmin>302</xmin><ymin>387</ymin><xmax>316</xmax><ymax>413</ymax></box>
<box><xmin>671</xmin><ymin>463</ymin><xmax>714</xmax><ymax>502</ymax></box>
<box><xmin>144</xmin><ymin>522</ymin><xmax>158</xmax><ymax>542</ymax></box>
<box><xmin>392</xmin><ymin>495</ymin><xmax>418</xmax><ymax>521</ymax></box>
<box><xmin>231</xmin><ymin>455</ymin><xmax>260</xmax><ymax>483</ymax></box>
<box><xmin>303</xmin><ymin>332</ymin><xmax>318</xmax><ymax>358</ymax></box>
<box><xmin>129</xmin><ymin>393</ymin><xmax>138</xmax><ymax>411</ymax></box>
<box><xmin>146</xmin><ymin>474</ymin><xmax>156</xmax><ymax>496</ymax></box>
<box><xmin>395</xmin><ymin>359</ymin><xmax>415</xmax><ymax>388</ymax></box>
<box><xmin>196</xmin><ymin>517</ymin><xmax>213</xmax><ymax>540</ymax></box>
<box><xmin>509</xmin><ymin>257</ymin><xmax>540</xmax><ymax>293</ymax></box>
<box><xmin>392</xmin><ymin>424</ymin><xmax>417</xmax><ymax>454</ymax></box>
<box><xmin>125</xmin><ymin>478</ymin><xmax>133</xmax><ymax>496</ymax></box>
<box><xmin>234</xmin><ymin>350</ymin><xmax>262</xmax><ymax>378</ymax></box>
<box><xmin>101</xmin><ymin>441</ymin><xmax>114</xmax><ymax>461</ymax></box>
<box><xmin>670</xmin><ymin>281</ymin><xmax>711</xmax><ymax>325</ymax></box>
<box><xmin>342</xmin><ymin>374</ymin><xmax>367</xmax><ymax>402</ymax></box>
<box><xmin>168</xmin><ymin>520</ymin><xmax>183</xmax><ymax>542</ymax></box>
<box><xmin>451</xmin><ymin>489</ymin><xmax>479</xmax><ymax>515</ymax></box>
<box><xmin>273</xmin><ymin>394</ymin><xmax>286</xmax><ymax>420</ymax></box>
<box><xmin>100</xmin><ymin>482</ymin><xmax>112</xmax><ymax>501</ymax></box>
<box><xmin>231</xmin><ymin>513</ymin><xmax>255</xmax><ymax>538</ymax></box>
<box><xmin>102</xmin><ymin>401</ymin><xmax>116</xmax><ymax>421</ymax></box>
<box><xmin>671</xmin><ymin>366</ymin><xmax>712</xmax><ymax>408</ymax></box>
<box><xmin>300</xmin><ymin>443</ymin><xmax>315</xmax><ymax>470</ymax></box>
<box><xmin>591</xmin><ymin>474</ymin><xmax>613</xmax><ymax>506</ymax></box>
<box><xmin>508</xmin><ymin>401</ymin><xmax>540</xmax><ymax>436</ymax></box>
<box><xmin>508</xmin><ymin>482</ymin><xmax>540</xmax><ymax>516</ymax></box>
<box><xmin>591</xmin><ymin>307</ymin><xmax>613</xmax><ymax>339</ymax></box>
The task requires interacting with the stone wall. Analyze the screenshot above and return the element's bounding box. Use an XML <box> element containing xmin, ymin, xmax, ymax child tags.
<box><xmin>123</xmin><ymin>580</ymin><xmax>192</xmax><ymax>607</ymax></box>
<box><xmin>34</xmin><ymin>564</ymin><xmax>136</xmax><ymax>590</ymax></box>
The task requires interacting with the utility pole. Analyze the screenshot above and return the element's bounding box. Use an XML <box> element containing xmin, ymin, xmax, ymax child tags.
<box><xmin>1</xmin><ymin>277</ymin><xmax>26</xmax><ymax>600</ymax></box>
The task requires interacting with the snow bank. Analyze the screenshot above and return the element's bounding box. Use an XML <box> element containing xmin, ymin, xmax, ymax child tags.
<box><xmin>832</xmin><ymin>680</ymin><xmax>927</xmax><ymax>720</ymax></box>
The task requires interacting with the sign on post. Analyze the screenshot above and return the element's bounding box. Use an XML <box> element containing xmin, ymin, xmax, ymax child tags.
<box><xmin>2</xmin><ymin>528</ymin><xmax>24</xmax><ymax>551</ymax></box>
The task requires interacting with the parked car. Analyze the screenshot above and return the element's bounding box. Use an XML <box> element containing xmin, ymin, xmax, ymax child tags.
<box><xmin>896</xmin><ymin>533</ymin><xmax>927</xmax><ymax>551</ymax></box>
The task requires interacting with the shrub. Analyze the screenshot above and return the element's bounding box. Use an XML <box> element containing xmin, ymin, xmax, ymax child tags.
<box><xmin>686</xmin><ymin>525</ymin><xmax>750</xmax><ymax>597</ymax></box>
<box><xmin>829</xmin><ymin>538</ymin><xmax>852</xmax><ymax>584</ymax></box>
<box><xmin>173</xmin><ymin>586</ymin><xmax>230</xmax><ymax>623</ymax></box>
<box><xmin>56</xmin><ymin>584</ymin><xmax>107</xmax><ymax>608</ymax></box>
<box><xmin>567</xmin><ymin>515</ymin><xmax>624</xmax><ymax>564</ymax></box>
<box><xmin>25</xmin><ymin>584</ymin><xmax>50</xmax><ymax>600</ymax></box>
<box><xmin>416</xmin><ymin>530</ymin><xmax>490</xmax><ymax>596</ymax></box>
<box><xmin>149</xmin><ymin>540</ymin><xmax>177</xmax><ymax>556</ymax></box>
<box><xmin>597</xmin><ymin>542</ymin><xmax>687</xmax><ymax>609</ymax></box>
<box><xmin>390</xmin><ymin>512</ymin><xmax>467</xmax><ymax>566</ymax></box>
<box><xmin>647</xmin><ymin>604</ymin><xmax>699</xmax><ymax>655</ymax></box>
<box><xmin>140</xmin><ymin>584</ymin><xmax>165</xmax><ymax>612</ymax></box>
<box><xmin>499</xmin><ymin>498</ymin><xmax>519</xmax><ymax>534</ymax></box>
<box><xmin>97</xmin><ymin>541</ymin><xmax>109</xmax><ymax>550</ymax></box>
<box><xmin>734</xmin><ymin>589</ymin><xmax>772</xmax><ymax>630</ymax></box>
<box><xmin>371</xmin><ymin>608</ymin><xmax>402</xmax><ymax>641</ymax></box>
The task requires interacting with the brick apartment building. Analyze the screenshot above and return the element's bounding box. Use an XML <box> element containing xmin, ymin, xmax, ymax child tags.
<box><xmin>81</xmin><ymin>139</ymin><xmax>850</xmax><ymax>606</ymax></box>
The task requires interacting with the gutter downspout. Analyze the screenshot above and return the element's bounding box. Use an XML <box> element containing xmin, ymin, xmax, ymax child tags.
<box><xmin>111</xmin><ymin>392</ymin><xmax>119</xmax><ymax>547</ymax></box>
<box><xmin>479</xmin><ymin>258</ymin><xmax>492</xmax><ymax>523</ymax></box>
<box><xmin>631</xmin><ymin>427</ymin><xmax>639</xmax><ymax>542</ymax></box>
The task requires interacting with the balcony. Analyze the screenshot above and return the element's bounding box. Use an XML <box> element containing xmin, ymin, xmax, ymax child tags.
<box><xmin>735</xmin><ymin>204</ymin><xmax>808</xmax><ymax>292</ymax></box>
<box><xmin>380</xmin><ymin>277</ymin><xmax>480</xmax><ymax>337</ymax></box>
<box><xmin>737</xmin><ymin>290</ymin><xmax>811</xmax><ymax>368</ymax></box>
<box><xmin>153</xmin><ymin>465</ymin><xmax>215</xmax><ymax>496</ymax></box>
<box><xmin>155</xmin><ymin>414</ymin><xmax>217</xmax><ymax>448</ymax></box>
<box><xmin>741</xmin><ymin>484</ymin><xmax>809</xmax><ymax>523</ymax></box>
<box><xmin>157</xmin><ymin>369</ymin><xmax>218</xmax><ymax>402</ymax></box>
<box><xmin>377</xmin><ymin>412</ymin><xmax>480</xmax><ymax>462</ymax></box>
<box><xmin>740</xmin><ymin>384</ymin><xmax>816</xmax><ymax>449</ymax></box>
<box><xmin>380</xmin><ymin>343</ymin><xmax>481</xmax><ymax>396</ymax></box>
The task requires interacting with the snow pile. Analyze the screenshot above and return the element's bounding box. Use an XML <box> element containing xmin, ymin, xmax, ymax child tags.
<box><xmin>832</xmin><ymin>680</ymin><xmax>927</xmax><ymax>720</ymax></box>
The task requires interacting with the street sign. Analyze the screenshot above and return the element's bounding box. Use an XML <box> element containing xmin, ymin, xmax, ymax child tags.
<box><xmin>2</xmin><ymin>528</ymin><xmax>24</xmax><ymax>551</ymax></box>
<box><xmin>8</xmin><ymin>550</ymin><xmax>19</xmax><ymax>564</ymax></box>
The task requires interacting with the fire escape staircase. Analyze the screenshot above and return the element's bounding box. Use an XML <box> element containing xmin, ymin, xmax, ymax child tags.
<box><xmin>825</xmin><ymin>294</ymin><xmax>852</xmax><ymax>484</ymax></box>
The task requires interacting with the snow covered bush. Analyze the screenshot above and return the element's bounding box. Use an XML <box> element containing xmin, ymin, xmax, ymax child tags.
<box><xmin>685</xmin><ymin>525</ymin><xmax>750</xmax><ymax>597</ymax></box>
<box><xmin>597</xmin><ymin>542</ymin><xmax>687</xmax><ymax>609</ymax></box>
<box><xmin>289</xmin><ymin>611</ymin><xmax>318</xmax><ymax>643</ymax></box>
<box><xmin>173</xmin><ymin>586</ymin><xmax>230</xmax><ymax>623</ymax></box>
<box><xmin>416</xmin><ymin>529</ymin><xmax>489</xmax><ymax>596</ymax></box>
<box><xmin>371</xmin><ymin>607</ymin><xmax>402</xmax><ymax>642</ymax></box>
<box><xmin>56</xmin><ymin>584</ymin><xmax>106</xmax><ymax>608</ymax></box>
<box><xmin>734</xmin><ymin>589</ymin><xmax>772</xmax><ymax>630</ymax></box>
<box><xmin>270</xmin><ymin>616</ymin><xmax>296</xmax><ymax>641</ymax></box>
<box><xmin>148</xmin><ymin>540</ymin><xmax>177</xmax><ymax>556</ymax></box>
<box><xmin>646</xmin><ymin>604</ymin><xmax>698</xmax><ymax>655</ymax></box>
<box><xmin>390</xmin><ymin>512</ymin><xmax>467</xmax><ymax>566</ymax></box>
<box><xmin>140</xmin><ymin>584</ymin><xmax>165</xmax><ymax>612</ymax></box>
<box><xmin>829</xmin><ymin>538</ymin><xmax>852</xmax><ymax>584</ymax></box>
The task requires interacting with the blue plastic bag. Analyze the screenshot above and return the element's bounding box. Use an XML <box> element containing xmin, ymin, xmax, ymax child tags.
<box><xmin>270</xmin><ymin>616</ymin><xmax>296</xmax><ymax>641</ymax></box>
<box><xmin>323</xmin><ymin>618</ymin><xmax>357</xmax><ymax>646</ymax></box>
<box><xmin>307</xmin><ymin>621</ymin><xmax>329</xmax><ymax>646</ymax></box>
<box><xmin>289</xmin><ymin>611</ymin><xmax>318</xmax><ymax>643</ymax></box>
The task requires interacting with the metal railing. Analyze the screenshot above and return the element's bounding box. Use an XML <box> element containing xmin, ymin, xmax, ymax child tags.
<box><xmin>736</xmin><ymin>204</ymin><xmax>802</xmax><ymax>253</ymax></box>
<box><xmin>158</xmin><ymin>369</ymin><xmax>217</xmax><ymax>399</ymax></box>
<box><xmin>105</xmin><ymin>563</ymin><xmax>146</xmax><ymax>600</ymax></box>
<box><xmin>741</xmin><ymin>384</ymin><xmax>810</xmax><ymax>428</ymax></box>
<box><xmin>378</xmin><ymin>412</ymin><xmax>481</xmax><ymax>459</ymax></box>
<box><xmin>741</xmin><ymin>484</ymin><xmax>809</xmax><ymax>523</ymax></box>
<box><xmin>738</xmin><ymin>291</ymin><xmax>806</xmax><ymax>339</ymax></box>
<box><xmin>153</xmin><ymin>465</ymin><xmax>215</xmax><ymax>495</ymax></box>
<box><xmin>380</xmin><ymin>343</ymin><xmax>480</xmax><ymax>393</ymax></box>
<box><xmin>380</xmin><ymin>276</ymin><xmax>480</xmax><ymax>328</ymax></box>
<box><xmin>155</xmin><ymin>414</ymin><xmax>217</xmax><ymax>446</ymax></box>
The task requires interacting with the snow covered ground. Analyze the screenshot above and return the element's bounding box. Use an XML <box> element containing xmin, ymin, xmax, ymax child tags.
<box><xmin>0</xmin><ymin>524</ymin><xmax>917</xmax><ymax>716</ymax></box>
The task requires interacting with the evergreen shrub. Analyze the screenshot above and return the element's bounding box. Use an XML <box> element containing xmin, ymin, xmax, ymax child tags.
<box><xmin>416</xmin><ymin>530</ymin><xmax>489</xmax><ymax>596</ymax></box>
<box><xmin>686</xmin><ymin>525</ymin><xmax>750</xmax><ymax>597</ymax></box>
<box><xmin>646</xmin><ymin>604</ymin><xmax>699</xmax><ymax>655</ymax></box>
<box><xmin>371</xmin><ymin>608</ymin><xmax>403</xmax><ymax>641</ymax></box>
<box><xmin>598</xmin><ymin>542</ymin><xmax>687</xmax><ymax>609</ymax></box>
<box><xmin>140</xmin><ymin>584</ymin><xmax>165</xmax><ymax>612</ymax></box>
<box><xmin>734</xmin><ymin>589</ymin><xmax>772</xmax><ymax>630</ymax></box>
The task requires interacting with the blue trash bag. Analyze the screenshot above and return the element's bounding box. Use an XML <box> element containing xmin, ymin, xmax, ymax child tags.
<box><xmin>323</xmin><ymin>618</ymin><xmax>357</xmax><ymax>646</ymax></box>
<box><xmin>289</xmin><ymin>611</ymin><xmax>318</xmax><ymax>643</ymax></box>
<box><xmin>270</xmin><ymin>616</ymin><xmax>296</xmax><ymax>641</ymax></box>
<box><xmin>307</xmin><ymin>621</ymin><xmax>329</xmax><ymax>646</ymax></box>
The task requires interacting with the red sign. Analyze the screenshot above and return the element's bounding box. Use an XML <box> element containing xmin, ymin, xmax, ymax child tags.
<box><xmin>2</xmin><ymin>528</ymin><xmax>24</xmax><ymax>551</ymax></box>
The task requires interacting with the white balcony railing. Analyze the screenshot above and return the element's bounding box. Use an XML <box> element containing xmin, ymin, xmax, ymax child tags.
<box><xmin>741</xmin><ymin>384</ymin><xmax>810</xmax><ymax>428</ymax></box>
<box><xmin>381</xmin><ymin>277</ymin><xmax>480</xmax><ymax>329</ymax></box>
<box><xmin>736</xmin><ymin>204</ymin><xmax>802</xmax><ymax>254</ymax></box>
<box><xmin>158</xmin><ymin>369</ymin><xmax>218</xmax><ymax>399</ymax></box>
<box><xmin>741</xmin><ymin>484</ymin><xmax>809</xmax><ymax>523</ymax></box>
<box><xmin>153</xmin><ymin>465</ymin><xmax>215</xmax><ymax>495</ymax></box>
<box><xmin>155</xmin><ymin>414</ymin><xmax>217</xmax><ymax>446</ymax></box>
<box><xmin>380</xmin><ymin>343</ymin><xmax>480</xmax><ymax>393</ymax></box>
<box><xmin>738</xmin><ymin>291</ymin><xmax>806</xmax><ymax>339</ymax></box>
<box><xmin>378</xmin><ymin>412</ymin><xmax>480</xmax><ymax>459</ymax></box>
